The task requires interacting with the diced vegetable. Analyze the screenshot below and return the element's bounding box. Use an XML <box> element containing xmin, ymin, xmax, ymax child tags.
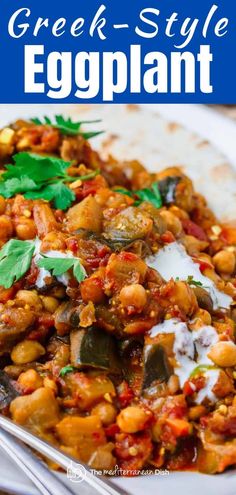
<box><xmin>142</xmin><ymin>344</ymin><xmax>173</xmax><ymax>390</ymax></box>
<box><xmin>0</xmin><ymin>307</ymin><xmax>35</xmax><ymax>354</ymax></box>
<box><xmin>70</xmin><ymin>327</ymin><xmax>120</xmax><ymax>372</ymax></box>
<box><xmin>65</xmin><ymin>372</ymin><xmax>116</xmax><ymax>410</ymax></box>
<box><xmin>66</xmin><ymin>196</ymin><xmax>103</xmax><ymax>233</ymax></box>
<box><xmin>104</xmin><ymin>206</ymin><xmax>153</xmax><ymax>241</ymax></box>
<box><xmin>56</xmin><ymin>415</ymin><xmax>106</xmax><ymax>463</ymax></box>
<box><xmin>158</xmin><ymin>176</ymin><xmax>181</xmax><ymax>204</ymax></box>
<box><xmin>165</xmin><ymin>418</ymin><xmax>192</xmax><ymax>437</ymax></box>
<box><xmin>0</xmin><ymin>371</ymin><xmax>19</xmax><ymax>409</ymax></box>
<box><xmin>10</xmin><ymin>387</ymin><xmax>60</xmax><ymax>431</ymax></box>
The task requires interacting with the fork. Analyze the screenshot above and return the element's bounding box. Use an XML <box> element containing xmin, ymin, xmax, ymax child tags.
<box><xmin>0</xmin><ymin>415</ymin><xmax>127</xmax><ymax>495</ymax></box>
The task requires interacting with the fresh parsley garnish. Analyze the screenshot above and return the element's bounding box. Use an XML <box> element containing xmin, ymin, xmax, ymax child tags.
<box><xmin>116</xmin><ymin>182</ymin><xmax>163</xmax><ymax>209</ymax></box>
<box><xmin>37</xmin><ymin>255</ymin><xmax>86</xmax><ymax>283</ymax></box>
<box><xmin>31</xmin><ymin>115</ymin><xmax>103</xmax><ymax>138</ymax></box>
<box><xmin>0</xmin><ymin>239</ymin><xmax>34</xmax><ymax>289</ymax></box>
<box><xmin>59</xmin><ymin>365</ymin><xmax>77</xmax><ymax>377</ymax></box>
<box><xmin>26</xmin><ymin>182</ymin><xmax>76</xmax><ymax>210</ymax></box>
<box><xmin>0</xmin><ymin>152</ymin><xmax>99</xmax><ymax>210</ymax></box>
<box><xmin>186</xmin><ymin>276</ymin><xmax>203</xmax><ymax>287</ymax></box>
<box><xmin>135</xmin><ymin>182</ymin><xmax>162</xmax><ymax>208</ymax></box>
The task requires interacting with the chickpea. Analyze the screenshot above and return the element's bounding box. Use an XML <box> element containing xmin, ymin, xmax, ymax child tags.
<box><xmin>119</xmin><ymin>284</ymin><xmax>147</xmax><ymax>310</ymax></box>
<box><xmin>11</xmin><ymin>340</ymin><xmax>45</xmax><ymax>364</ymax></box>
<box><xmin>188</xmin><ymin>405</ymin><xmax>206</xmax><ymax>420</ymax></box>
<box><xmin>43</xmin><ymin>376</ymin><xmax>58</xmax><ymax>394</ymax></box>
<box><xmin>169</xmin><ymin>205</ymin><xmax>189</xmax><ymax>221</ymax></box>
<box><xmin>160</xmin><ymin>210</ymin><xmax>182</xmax><ymax>237</ymax></box>
<box><xmin>213</xmin><ymin>250</ymin><xmax>235</xmax><ymax>275</ymax></box>
<box><xmin>208</xmin><ymin>341</ymin><xmax>236</xmax><ymax>367</ymax></box>
<box><xmin>40</xmin><ymin>232</ymin><xmax>66</xmax><ymax>252</ymax></box>
<box><xmin>49</xmin><ymin>286</ymin><xmax>66</xmax><ymax>299</ymax></box>
<box><xmin>18</xmin><ymin>369</ymin><xmax>43</xmax><ymax>392</ymax></box>
<box><xmin>0</xmin><ymin>196</ymin><xmax>6</xmax><ymax>214</ymax></box>
<box><xmin>91</xmin><ymin>401</ymin><xmax>117</xmax><ymax>426</ymax></box>
<box><xmin>117</xmin><ymin>406</ymin><xmax>150</xmax><ymax>433</ymax></box>
<box><xmin>16</xmin><ymin>290</ymin><xmax>42</xmax><ymax>310</ymax></box>
<box><xmin>0</xmin><ymin>215</ymin><xmax>13</xmax><ymax>241</ymax></box>
<box><xmin>170</xmin><ymin>281</ymin><xmax>197</xmax><ymax>316</ymax></box>
<box><xmin>182</xmin><ymin>235</ymin><xmax>209</xmax><ymax>256</ymax></box>
<box><xmin>41</xmin><ymin>296</ymin><xmax>59</xmax><ymax>313</ymax></box>
<box><xmin>15</xmin><ymin>217</ymin><xmax>36</xmax><ymax>240</ymax></box>
<box><xmin>167</xmin><ymin>374</ymin><xmax>180</xmax><ymax>395</ymax></box>
<box><xmin>189</xmin><ymin>309</ymin><xmax>212</xmax><ymax>330</ymax></box>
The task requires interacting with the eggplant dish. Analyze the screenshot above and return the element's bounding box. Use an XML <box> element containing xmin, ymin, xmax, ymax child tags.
<box><xmin>0</xmin><ymin>117</ymin><xmax>236</xmax><ymax>475</ymax></box>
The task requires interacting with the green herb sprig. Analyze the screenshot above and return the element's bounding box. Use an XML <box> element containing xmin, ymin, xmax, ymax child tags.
<box><xmin>31</xmin><ymin>115</ymin><xmax>103</xmax><ymax>138</ymax></box>
<box><xmin>59</xmin><ymin>365</ymin><xmax>77</xmax><ymax>377</ymax></box>
<box><xmin>37</xmin><ymin>255</ymin><xmax>86</xmax><ymax>283</ymax></box>
<box><xmin>0</xmin><ymin>152</ymin><xmax>99</xmax><ymax>210</ymax></box>
<box><xmin>0</xmin><ymin>239</ymin><xmax>87</xmax><ymax>289</ymax></box>
<box><xmin>0</xmin><ymin>239</ymin><xmax>35</xmax><ymax>289</ymax></box>
<box><xmin>115</xmin><ymin>182</ymin><xmax>163</xmax><ymax>209</ymax></box>
<box><xmin>186</xmin><ymin>276</ymin><xmax>203</xmax><ymax>287</ymax></box>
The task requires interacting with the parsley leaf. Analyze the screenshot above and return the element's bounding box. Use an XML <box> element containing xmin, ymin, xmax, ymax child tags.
<box><xmin>135</xmin><ymin>182</ymin><xmax>162</xmax><ymax>208</ymax></box>
<box><xmin>0</xmin><ymin>240</ymin><xmax>34</xmax><ymax>289</ymax></box>
<box><xmin>59</xmin><ymin>365</ymin><xmax>77</xmax><ymax>377</ymax></box>
<box><xmin>3</xmin><ymin>153</ymin><xmax>69</xmax><ymax>183</ymax></box>
<box><xmin>186</xmin><ymin>276</ymin><xmax>203</xmax><ymax>287</ymax></box>
<box><xmin>25</xmin><ymin>182</ymin><xmax>76</xmax><ymax>210</ymax></box>
<box><xmin>37</xmin><ymin>255</ymin><xmax>86</xmax><ymax>283</ymax></box>
<box><xmin>31</xmin><ymin>115</ymin><xmax>103</xmax><ymax>138</ymax></box>
<box><xmin>116</xmin><ymin>182</ymin><xmax>163</xmax><ymax>209</ymax></box>
<box><xmin>0</xmin><ymin>177</ymin><xmax>39</xmax><ymax>198</ymax></box>
<box><xmin>0</xmin><ymin>152</ymin><xmax>99</xmax><ymax>210</ymax></box>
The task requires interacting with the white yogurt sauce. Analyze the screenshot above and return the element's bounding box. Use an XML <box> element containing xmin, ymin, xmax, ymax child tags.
<box><xmin>33</xmin><ymin>240</ymin><xmax>86</xmax><ymax>288</ymax></box>
<box><xmin>147</xmin><ymin>242</ymin><xmax>232</xmax><ymax>309</ymax></box>
<box><xmin>150</xmin><ymin>318</ymin><xmax>220</xmax><ymax>403</ymax></box>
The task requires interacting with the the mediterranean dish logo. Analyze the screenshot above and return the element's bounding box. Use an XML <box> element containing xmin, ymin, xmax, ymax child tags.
<box><xmin>67</xmin><ymin>461</ymin><xmax>169</xmax><ymax>481</ymax></box>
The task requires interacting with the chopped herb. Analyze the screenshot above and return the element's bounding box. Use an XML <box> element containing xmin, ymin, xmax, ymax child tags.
<box><xmin>0</xmin><ymin>152</ymin><xmax>99</xmax><ymax>210</ymax></box>
<box><xmin>59</xmin><ymin>365</ymin><xmax>77</xmax><ymax>377</ymax></box>
<box><xmin>116</xmin><ymin>182</ymin><xmax>163</xmax><ymax>209</ymax></box>
<box><xmin>190</xmin><ymin>364</ymin><xmax>217</xmax><ymax>378</ymax></box>
<box><xmin>186</xmin><ymin>276</ymin><xmax>203</xmax><ymax>287</ymax></box>
<box><xmin>37</xmin><ymin>255</ymin><xmax>86</xmax><ymax>283</ymax></box>
<box><xmin>114</xmin><ymin>187</ymin><xmax>133</xmax><ymax>198</ymax></box>
<box><xmin>31</xmin><ymin>115</ymin><xmax>103</xmax><ymax>138</ymax></box>
<box><xmin>25</xmin><ymin>182</ymin><xmax>76</xmax><ymax>210</ymax></box>
<box><xmin>135</xmin><ymin>182</ymin><xmax>162</xmax><ymax>208</ymax></box>
<box><xmin>0</xmin><ymin>239</ymin><xmax>34</xmax><ymax>289</ymax></box>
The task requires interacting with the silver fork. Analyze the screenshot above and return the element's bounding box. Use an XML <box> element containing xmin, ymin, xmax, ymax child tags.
<box><xmin>0</xmin><ymin>415</ymin><xmax>127</xmax><ymax>495</ymax></box>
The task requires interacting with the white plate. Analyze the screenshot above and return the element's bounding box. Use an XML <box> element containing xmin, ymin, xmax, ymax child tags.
<box><xmin>0</xmin><ymin>104</ymin><xmax>236</xmax><ymax>495</ymax></box>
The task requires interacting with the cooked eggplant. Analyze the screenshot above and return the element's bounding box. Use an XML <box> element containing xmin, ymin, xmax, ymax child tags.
<box><xmin>104</xmin><ymin>207</ymin><xmax>153</xmax><ymax>241</ymax></box>
<box><xmin>142</xmin><ymin>344</ymin><xmax>173</xmax><ymax>390</ymax></box>
<box><xmin>0</xmin><ymin>307</ymin><xmax>35</xmax><ymax>354</ymax></box>
<box><xmin>193</xmin><ymin>287</ymin><xmax>213</xmax><ymax>312</ymax></box>
<box><xmin>54</xmin><ymin>301</ymin><xmax>81</xmax><ymax>335</ymax></box>
<box><xmin>0</xmin><ymin>370</ymin><xmax>19</xmax><ymax>409</ymax></box>
<box><xmin>70</xmin><ymin>326</ymin><xmax>120</xmax><ymax>372</ymax></box>
<box><xmin>158</xmin><ymin>176</ymin><xmax>181</xmax><ymax>205</ymax></box>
